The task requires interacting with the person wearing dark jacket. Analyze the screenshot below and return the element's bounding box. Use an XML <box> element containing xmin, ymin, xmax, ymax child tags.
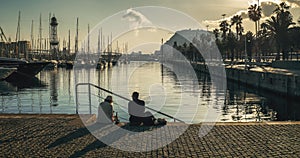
<box><xmin>128</xmin><ymin>92</ymin><xmax>155</xmax><ymax>125</ymax></box>
<box><xmin>97</xmin><ymin>96</ymin><xmax>114</xmax><ymax>124</ymax></box>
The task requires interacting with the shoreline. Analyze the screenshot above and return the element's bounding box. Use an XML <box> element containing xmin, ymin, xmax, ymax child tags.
<box><xmin>1</xmin><ymin>113</ymin><xmax>300</xmax><ymax>125</ymax></box>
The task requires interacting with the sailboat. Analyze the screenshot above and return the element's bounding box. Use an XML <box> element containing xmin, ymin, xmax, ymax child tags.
<box><xmin>1</xmin><ymin>12</ymin><xmax>50</xmax><ymax>79</ymax></box>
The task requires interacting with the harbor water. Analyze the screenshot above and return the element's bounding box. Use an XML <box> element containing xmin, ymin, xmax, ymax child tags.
<box><xmin>0</xmin><ymin>61</ymin><xmax>299</xmax><ymax>123</ymax></box>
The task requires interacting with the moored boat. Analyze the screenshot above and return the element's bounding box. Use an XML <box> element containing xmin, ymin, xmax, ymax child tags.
<box><xmin>0</xmin><ymin>57</ymin><xmax>50</xmax><ymax>79</ymax></box>
<box><xmin>0</xmin><ymin>67</ymin><xmax>17</xmax><ymax>80</ymax></box>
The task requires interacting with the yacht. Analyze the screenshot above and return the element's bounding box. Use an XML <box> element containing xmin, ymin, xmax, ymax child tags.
<box><xmin>0</xmin><ymin>57</ymin><xmax>50</xmax><ymax>79</ymax></box>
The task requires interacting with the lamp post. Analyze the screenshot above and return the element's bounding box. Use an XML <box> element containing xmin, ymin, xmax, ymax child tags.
<box><xmin>222</xmin><ymin>14</ymin><xmax>226</xmax><ymax>20</ymax></box>
<box><xmin>245</xmin><ymin>35</ymin><xmax>248</xmax><ymax>70</ymax></box>
<box><xmin>161</xmin><ymin>38</ymin><xmax>164</xmax><ymax>63</ymax></box>
<box><xmin>258</xmin><ymin>0</ymin><xmax>260</xmax><ymax>31</ymax></box>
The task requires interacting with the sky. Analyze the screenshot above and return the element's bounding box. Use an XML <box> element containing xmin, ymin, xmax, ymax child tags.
<box><xmin>0</xmin><ymin>0</ymin><xmax>299</xmax><ymax>53</ymax></box>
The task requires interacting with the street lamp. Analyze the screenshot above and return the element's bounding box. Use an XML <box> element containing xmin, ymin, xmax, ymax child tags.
<box><xmin>222</xmin><ymin>14</ymin><xmax>226</xmax><ymax>20</ymax></box>
<box><xmin>244</xmin><ymin>36</ymin><xmax>250</xmax><ymax>70</ymax></box>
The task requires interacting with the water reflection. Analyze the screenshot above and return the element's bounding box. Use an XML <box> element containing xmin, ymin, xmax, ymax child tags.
<box><xmin>0</xmin><ymin>62</ymin><xmax>299</xmax><ymax>122</ymax></box>
<box><xmin>7</xmin><ymin>76</ymin><xmax>46</xmax><ymax>90</ymax></box>
<box><xmin>226</xmin><ymin>81</ymin><xmax>300</xmax><ymax>121</ymax></box>
<box><xmin>0</xmin><ymin>81</ymin><xmax>16</xmax><ymax>95</ymax></box>
<box><xmin>0</xmin><ymin>69</ymin><xmax>75</xmax><ymax>114</ymax></box>
<box><xmin>50</xmin><ymin>70</ymin><xmax>58</xmax><ymax>106</ymax></box>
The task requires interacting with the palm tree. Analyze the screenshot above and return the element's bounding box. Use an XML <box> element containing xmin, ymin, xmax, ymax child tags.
<box><xmin>213</xmin><ymin>28</ymin><xmax>226</xmax><ymax>58</ymax></box>
<box><xmin>257</xmin><ymin>23</ymin><xmax>276</xmax><ymax>57</ymax></box>
<box><xmin>248</xmin><ymin>4</ymin><xmax>262</xmax><ymax>37</ymax></box>
<box><xmin>273</xmin><ymin>2</ymin><xmax>290</xmax><ymax>15</ymax></box>
<box><xmin>227</xmin><ymin>31</ymin><xmax>237</xmax><ymax>61</ymax></box>
<box><xmin>213</xmin><ymin>29</ymin><xmax>219</xmax><ymax>39</ymax></box>
<box><xmin>218</xmin><ymin>20</ymin><xmax>230</xmax><ymax>59</ymax></box>
<box><xmin>219</xmin><ymin>20</ymin><xmax>230</xmax><ymax>41</ymax></box>
<box><xmin>263</xmin><ymin>2</ymin><xmax>295</xmax><ymax>60</ymax></box>
<box><xmin>231</xmin><ymin>15</ymin><xmax>244</xmax><ymax>40</ymax></box>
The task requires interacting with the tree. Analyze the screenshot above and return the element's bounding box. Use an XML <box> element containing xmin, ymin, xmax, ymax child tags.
<box><xmin>231</xmin><ymin>15</ymin><xmax>244</xmax><ymax>40</ymax></box>
<box><xmin>227</xmin><ymin>31</ymin><xmax>237</xmax><ymax>61</ymax></box>
<box><xmin>288</xmin><ymin>27</ymin><xmax>300</xmax><ymax>60</ymax></box>
<box><xmin>213</xmin><ymin>28</ymin><xmax>226</xmax><ymax>59</ymax></box>
<box><xmin>245</xmin><ymin>31</ymin><xmax>254</xmax><ymax>61</ymax></box>
<box><xmin>248</xmin><ymin>4</ymin><xmax>262</xmax><ymax>37</ymax></box>
<box><xmin>213</xmin><ymin>29</ymin><xmax>219</xmax><ymax>39</ymax></box>
<box><xmin>289</xmin><ymin>27</ymin><xmax>300</xmax><ymax>52</ymax></box>
<box><xmin>219</xmin><ymin>20</ymin><xmax>230</xmax><ymax>41</ymax></box>
<box><xmin>263</xmin><ymin>2</ymin><xmax>295</xmax><ymax>60</ymax></box>
<box><xmin>257</xmin><ymin>23</ymin><xmax>276</xmax><ymax>57</ymax></box>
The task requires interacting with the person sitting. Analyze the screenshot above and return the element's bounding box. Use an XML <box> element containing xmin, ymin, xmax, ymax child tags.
<box><xmin>128</xmin><ymin>92</ymin><xmax>165</xmax><ymax>126</ymax></box>
<box><xmin>97</xmin><ymin>96</ymin><xmax>116</xmax><ymax>124</ymax></box>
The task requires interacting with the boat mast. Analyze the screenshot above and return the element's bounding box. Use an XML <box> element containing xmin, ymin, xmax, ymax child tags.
<box><xmin>49</xmin><ymin>12</ymin><xmax>51</xmax><ymax>58</ymax></box>
<box><xmin>97</xmin><ymin>29</ymin><xmax>100</xmax><ymax>55</ymax></box>
<box><xmin>75</xmin><ymin>18</ymin><xmax>78</xmax><ymax>54</ymax></box>
<box><xmin>110</xmin><ymin>32</ymin><xmax>112</xmax><ymax>53</ymax></box>
<box><xmin>68</xmin><ymin>29</ymin><xmax>70</xmax><ymax>55</ymax></box>
<box><xmin>31</xmin><ymin>20</ymin><xmax>34</xmax><ymax>54</ymax></box>
<box><xmin>87</xmin><ymin>24</ymin><xmax>90</xmax><ymax>54</ymax></box>
<box><xmin>15</xmin><ymin>11</ymin><xmax>21</xmax><ymax>59</ymax></box>
<box><xmin>100</xmin><ymin>28</ymin><xmax>102</xmax><ymax>53</ymax></box>
<box><xmin>39</xmin><ymin>13</ymin><xmax>42</xmax><ymax>58</ymax></box>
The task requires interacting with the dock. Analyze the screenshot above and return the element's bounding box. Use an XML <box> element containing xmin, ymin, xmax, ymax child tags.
<box><xmin>190</xmin><ymin>61</ymin><xmax>300</xmax><ymax>97</ymax></box>
<box><xmin>0</xmin><ymin>114</ymin><xmax>299</xmax><ymax>157</ymax></box>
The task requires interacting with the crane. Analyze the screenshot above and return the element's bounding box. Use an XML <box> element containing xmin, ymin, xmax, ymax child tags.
<box><xmin>0</xmin><ymin>27</ymin><xmax>8</xmax><ymax>42</ymax></box>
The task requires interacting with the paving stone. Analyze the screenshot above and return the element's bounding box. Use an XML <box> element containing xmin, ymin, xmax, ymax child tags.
<box><xmin>0</xmin><ymin>115</ymin><xmax>300</xmax><ymax>157</ymax></box>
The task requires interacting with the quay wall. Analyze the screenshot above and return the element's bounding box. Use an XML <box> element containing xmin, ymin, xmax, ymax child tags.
<box><xmin>190</xmin><ymin>62</ymin><xmax>300</xmax><ymax>97</ymax></box>
<box><xmin>225</xmin><ymin>67</ymin><xmax>300</xmax><ymax>96</ymax></box>
<box><xmin>272</xmin><ymin>60</ymin><xmax>300</xmax><ymax>70</ymax></box>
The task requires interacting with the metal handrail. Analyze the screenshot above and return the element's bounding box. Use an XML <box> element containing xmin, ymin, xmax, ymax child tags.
<box><xmin>75</xmin><ymin>82</ymin><xmax>185</xmax><ymax>123</ymax></box>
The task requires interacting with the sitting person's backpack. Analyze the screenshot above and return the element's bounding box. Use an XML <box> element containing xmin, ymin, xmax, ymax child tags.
<box><xmin>155</xmin><ymin>118</ymin><xmax>167</xmax><ymax>125</ymax></box>
<box><xmin>142</xmin><ymin>116</ymin><xmax>155</xmax><ymax>126</ymax></box>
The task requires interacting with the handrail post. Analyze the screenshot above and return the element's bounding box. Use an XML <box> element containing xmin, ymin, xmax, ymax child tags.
<box><xmin>88</xmin><ymin>83</ymin><xmax>92</xmax><ymax>114</ymax></box>
<box><xmin>75</xmin><ymin>84</ymin><xmax>79</xmax><ymax>114</ymax></box>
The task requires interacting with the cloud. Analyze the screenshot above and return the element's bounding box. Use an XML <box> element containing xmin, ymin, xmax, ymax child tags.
<box><xmin>285</xmin><ymin>0</ymin><xmax>300</xmax><ymax>7</ymax></box>
<box><xmin>259</xmin><ymin>0</ymin><xmax>300</xmax><ymax>16</ymax></box>
<box><xmin>122</xmin><ymin>8</ymin><xmax>153</xmax><ymax>30</ymax></box>
<box><xmin>261</xmin><ymin>1</ymin><xmax>278</xmax><ymax>17</ymax></box>
<box><xmin>202</xmin><ymin>10</ymin><xmax>248</xmax><ymax>27</ymax></box>
<box><xmin>203</xmin><ymin>0</ymin><xmax>300</xmax><ymax>28</ymax></box>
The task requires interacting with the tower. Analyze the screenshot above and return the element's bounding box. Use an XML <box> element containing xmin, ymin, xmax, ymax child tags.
<box><xmin>50</xmin><ymin>16</ymin><xmax>59</xmax><ymax>60</ymax></box>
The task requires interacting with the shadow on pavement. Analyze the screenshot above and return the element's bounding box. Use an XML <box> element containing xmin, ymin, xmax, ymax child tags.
<box><xmin>48</xmin><ymin>122</ymin><xmax>165</xmax><ymax>157</ymax></box>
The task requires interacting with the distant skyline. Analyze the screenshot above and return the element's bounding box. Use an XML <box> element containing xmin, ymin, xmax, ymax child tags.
<box><xmin>0</xmin><ymin>0</ymin><xmax>299</xmax><ymax>53</ymax></box>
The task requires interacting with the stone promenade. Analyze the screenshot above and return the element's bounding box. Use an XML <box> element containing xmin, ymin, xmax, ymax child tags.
<box><xmin>0</xmin><ymin>114</ymin><xmax>300</xmax><ymax>157</ymax></box>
